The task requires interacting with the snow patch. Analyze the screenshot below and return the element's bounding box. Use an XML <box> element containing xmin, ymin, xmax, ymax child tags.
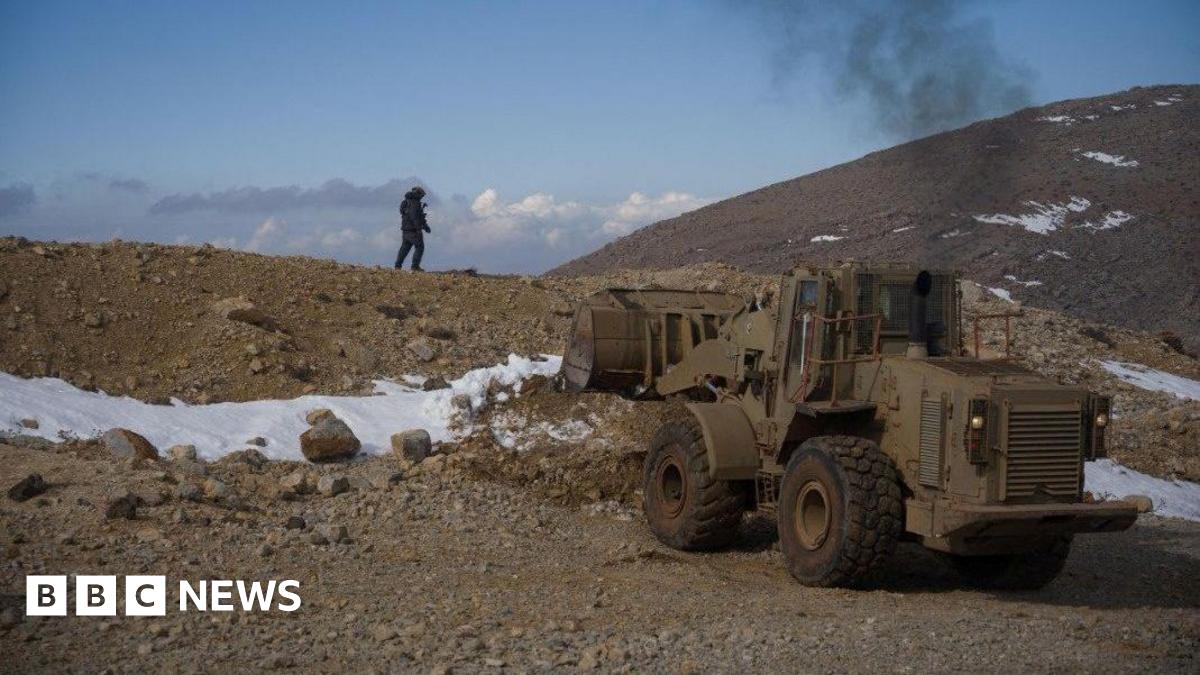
<box><xmin>490</xmin><ymin>412</ymin><xmax>593</xmax><ymax>451</ymax></box>
<box><xmin>1036</xmin><ymin>115</ymin><xmax>1075</xmax><ymax>124</ymax></box>
<box><xmin>1082</xmin><ymin>114</ymin><xmax>1099</xmax><ymax>121</ymax></box>
<box><xmin>1078</xmin><ymin>210</ymin><xmax>1133</xmax><ymax>231</ymax></box>
<box><xmin>940</xmin><ymin>228</ymin><xmax>965</xmax><ymax>239</ymax></box>
<box><xmin>0</xmin><ymin>354</ymin><xmax>562</xmax><ymax>461</ymax></box>
<box><xmin>1100</xmin><ymin>361</ymin><xmax>1200</xmax><ymax>401</ymax></box>
<box><xmin>1109</xmin><ymin>104</ymin><xmax>1135</xmax><ymax>111</ymax></box>
<box><xmin>1003</xmin><ymin>274</ymin><xmax>1042</xmax><ymax>287</ymax></box>
<box><xmin>891</xmin><ymin>226</ymin><xmax>913</xmax><ymax>233</ymax></box>
<box><xmin>972</xmin><ymin>196</ymin><xmax>1091</xmax><ymax>235</ymax></box>
<box><xmin>810</xmin><ymin>235</ymin><xmax>844</xmax><ymax>242</ymax></box>
<box><xmin>1079</xmin><ymin>150</ymin><xmax>1139</xmax><ymax>168</ymax></box>
<box><xmin>1036</xmin><ymin>249</ymin><xmax>1071</xmax><ymax>261</ymax></box>
<box><xmin>1086</xmin><ymin>459</ymin><xmax>1200</xmax><ymax>522</ymax></box>
<box><xmin>988</xmin><ymin>287</ymin><xmax>1014</xmax><ymax>302</ymax></box>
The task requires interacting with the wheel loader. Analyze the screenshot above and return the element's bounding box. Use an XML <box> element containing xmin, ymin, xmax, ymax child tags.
<box><xmin>561</xmin><ymin>263</ymin><xmax>1137</xmax><ymax>589</ymax></box>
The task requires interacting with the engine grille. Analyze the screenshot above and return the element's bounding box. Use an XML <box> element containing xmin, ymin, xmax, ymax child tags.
<box><xmin>918</xmin><ymin>399</ymin><xmax>944</xmax><ymax>488</ymax></box>
<box><xmin>1005</xmin><ymin>408</ymin><xmax>1083</xmax><ymax>499</ymax></box>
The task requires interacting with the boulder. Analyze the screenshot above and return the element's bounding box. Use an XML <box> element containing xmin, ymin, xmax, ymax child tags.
<box><xmin>102</xmin><ymin>428</ymin><xmax>159</xmax><ymax>460</ymax></box>
<box><xmin>300</xmin><ymin>418</ymin><xmax>361</xmax><ymax>462</ymax></box>
<box><xmin>18</xmin><ymin>418</ymin><xmax>38</xmax><ymax>430</ymax></box>
<box><xmin>391</xmin><ymin>429</ymin><xmax>432</xmax><ymax>463</ymax></box>
<box><xmin>167</xmin><ymin>444</ymin><xmax>198</xmax><ymax>462</ymax></box>
<box><xmin>7</xmin><ymin>474</ymin><xmax>48</xmax><ymax>502</ymax></box>
<box><xmin>210</xmin><ymin>296</ymin><xmax>255</xmax><ymax>318</ymax></box>
<box><xmin>1125</xmin><ymin>494</ymin><xmax>1154</xmax><ymax>513</ymax></box>
<box><xmin>407</xmin><ymin>338</ymin><xmax>437</xmax><ymax>363</ymax></box>
<box><xmin>104</xmin><ymin>493</ymin><xmax>140</xmax><ymax>520</ymax></box>
<box><xmin>305</xmin><ymin>408</ymin><xmax>335</xmax><ymax>425</ymax></box>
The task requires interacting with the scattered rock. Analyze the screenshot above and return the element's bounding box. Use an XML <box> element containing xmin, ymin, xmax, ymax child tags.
<box><xmin>407</xmin><ymin>338</ymin><xmax>437</xmax><ymax>362</ymax></box>
<box><xmin>246</xmin><ymin>436</ymin><xmax>267</xmax><ymax>447</ymax></box>
<box><xmin>175</xmin><ymin>483</ymin><xmax>203</xmax><ymax>502</ymax></box>
<box><xmin>280</xmin><ymin>470</ymin><xmax>313</xmax><ymax>495</ymax></box>
<box><xmin>421</xmin><ymin>375</ymin><xmax>450</xmax><ymax>391</ymax></box>
<box><xmin>101</xmin><ymin>428</ymin><xmax>159</xmax><ymax>460</ymax></box>
<box><xmin>18</xmin><ymin>418</ymin><xmax>38</xmax><ymax>429</ymax></box>
<box><xmin>284</xmin><ymin>515</ymin><xmax>306</xmax><ymax>530</ymax></box>
<box><xmin>104</xmin><ymin>493</ymin><xmax>139</xmax><ymax>520</ymax></box>
<box><xmin>300</xmin><ymin>417</ymin><xmax>361</xmax><ymax>462</ymax></box>
<box><xmin>305</xmin><ymin>408</ymin><xmax>335</xmax><ymax>425</ymax></box>
<box><xmin>7</xmin><ymin>474</ymin><xmax>48</xmax><ymax>502</ymax></box>
<box><xmin>322</xmin><ymin>524</ymin><xmax>349</xmax><ymax>544</ymax></box>
<box><xmin>1125</xmin><ymin>494</ymin><xmax>1154</xmax><ymax>513</ymax></box>
<box><xmin>225</xmin><ymin>448</ymin><xmax>268</xmax><ymax>469</ymax></box>
<box><xmin>168</xmin><ymin>444</ymin><xmax>198</xmax><ymax>462</ymax></box>
<box><xmin>391</xmin><ymin>429</ymin><xmax>432</xmax><ymax>463</ymax></box>
<box><xmin>248</xmin><ymin>358</ymin><xmax>266</xmax><ymax>374</ymax></box>
<box><xmin>316</xmin><ymin>475</ymin><xmax>349</xmax><ymax>497</ymax></box>
<box><xmin>371</xmin><ymin>623</ymin><xmax>397</xmax><ymax>642</ymax></box>
<box><xmin>309</xmin><ymin>531</ymin><xmax>329</xmax><ymax>546</ymax></box>
<box><xmin>203</xmin><ymin>479</ymin><xmax>230</xmax><ymax>500</ymax></box>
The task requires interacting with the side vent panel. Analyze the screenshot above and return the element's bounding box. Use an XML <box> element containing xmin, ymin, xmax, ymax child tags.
<box><xmin>919</xmin><ymin>398</ymin><xmax>944</xmax><ymax>488</ymax></box>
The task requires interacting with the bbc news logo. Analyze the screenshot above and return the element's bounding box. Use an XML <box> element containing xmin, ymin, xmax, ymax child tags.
<box><xmin>26</xmin><ymin>576</ymin><xmax>302</xmax><ymax>616</ymax></box>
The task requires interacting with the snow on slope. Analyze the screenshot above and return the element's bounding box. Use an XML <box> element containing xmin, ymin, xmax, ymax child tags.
<box><xmin>1079</xmin><ymin>150</ymin><xmax>1139</xmax><ymax>168</ymax></box>
<box><xmin>973</xmin><ymin>196</ymin><xmax>1091</xmax><ymax>234</ymax></box>
<box><xmin>1101</xmin><ymin>360</ymin><xmax>1200</xmax><ymax>401</ymax></box>
<box><xmin>3</xmin><ymin>354</ymin><xmax>1199</xmax><ymax>521</ymax></box>
<box><xmin>0</xmin><ymin>354</ymin><xmax>561</xmax><ymax>461</ymax></box>
<box><xmin>1087</xmin><ymin>460</ymin><xmax>1200</xmax><ymax>521</ymax></box>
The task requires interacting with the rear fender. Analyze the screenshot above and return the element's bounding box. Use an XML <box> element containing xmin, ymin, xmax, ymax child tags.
<box><xmin>685</xmin><ymin>402</ymin><xmax>759</xmax><ymax>480</ymax></box>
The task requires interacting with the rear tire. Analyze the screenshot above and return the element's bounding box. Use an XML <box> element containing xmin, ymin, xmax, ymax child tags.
<box><xmin>949</xmin><ymin>536</ymin><xmax>1072</xmax><ymax>590</ymax></box>
<box><xmin>777</xmin><ymin>436</ymin><xmax>902</xmax><ymax>587</ymax></box>
<box><xmin>642</xmin><ymin>416</ymin><xmax>747</xmax><ymax>550</ymax></box>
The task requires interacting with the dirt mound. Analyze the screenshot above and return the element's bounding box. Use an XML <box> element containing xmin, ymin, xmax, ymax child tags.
<box><xmin>0</xmin><ymin>239</ymin><xmax>761</xmax><ymax>404</ymax></box>
<box><xmin>552</xmin><ymin>84</ymin><xmax>1200</xmax><ymax>351</ymax></box>
<box><xmin>1</xmin><ymin>238</ymin><xmax>1197</xmax><ymax>481</ymax></box>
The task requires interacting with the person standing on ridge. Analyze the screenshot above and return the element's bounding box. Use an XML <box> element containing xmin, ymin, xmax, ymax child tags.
<box><xmin>395</xmin><ymin>186</ymin><xmax>430</xmax><ymax>271</ymax></box>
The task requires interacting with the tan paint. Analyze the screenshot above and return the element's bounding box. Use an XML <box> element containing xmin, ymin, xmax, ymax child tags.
<box><xmin>564</xmin><ymin>262</ymin><xmax>1135</xmax><ymax>556</ymax></box>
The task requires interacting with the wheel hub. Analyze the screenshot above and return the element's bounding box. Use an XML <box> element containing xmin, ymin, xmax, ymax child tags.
<box><xmin>795</xmin><ymin>480</ymin><xmax>831</xmax><ymax>550</ymax></box>
<box><xmin>655</xmin><ymin>450</ymin><xmax>686</xmax><ymax>518</ymax></box>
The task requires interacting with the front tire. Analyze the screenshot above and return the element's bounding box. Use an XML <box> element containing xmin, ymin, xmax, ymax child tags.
<box><xmin>642</xmin><ymin>416</ymin><xmax>747</xmax><ymax>550</ymax></box>
<box><xmin>777</xmin><ymin>436</ymin><xmax>902</xmax><ymax>587</ymax></box>
<box><xmin>949</xmin><ymin>536</ymin><xmax>1072</xmax><ymax>590</ymax></box>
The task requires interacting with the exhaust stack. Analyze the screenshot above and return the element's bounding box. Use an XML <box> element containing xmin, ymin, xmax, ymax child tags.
<box><xmin>906</xmin><ymin>270</ymin><xmax>932</xmax><ymax>360</ymax></box>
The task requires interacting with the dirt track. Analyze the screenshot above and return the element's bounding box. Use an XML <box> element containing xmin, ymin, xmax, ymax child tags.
<box><xmin>2</xmin><ymin>442</ymin><xmax>1197</xmax><ymax>673</ymax></box>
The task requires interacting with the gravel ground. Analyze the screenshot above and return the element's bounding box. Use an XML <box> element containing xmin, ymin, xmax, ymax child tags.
<box><xmin>2</xmin><ymin>441</ymin><xmax>1197</xmax><ymax>673</ymax></box>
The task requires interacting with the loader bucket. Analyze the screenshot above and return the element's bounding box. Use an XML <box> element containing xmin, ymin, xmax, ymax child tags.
<box><xmin>561</xmin><ymin>288</ymin><xmax>743</xmax><ymax>394</ymax></box>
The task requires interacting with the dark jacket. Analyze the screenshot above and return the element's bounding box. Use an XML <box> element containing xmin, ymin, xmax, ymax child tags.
<box><xmin>400</xmin><ymin>190</ymin><xmax>429</xmax><ymax>233</ymax></box>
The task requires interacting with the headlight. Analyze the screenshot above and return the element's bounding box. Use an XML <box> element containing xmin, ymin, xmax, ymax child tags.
<box><xmin>1095</xmin><ymin>413</ymin><xmax>1108</xmax><ymax>428</ymax></box>
<box><xmin>970</xmin><ymin>415</ymin><xmax>985</xmax><ymax>430</ymax></box>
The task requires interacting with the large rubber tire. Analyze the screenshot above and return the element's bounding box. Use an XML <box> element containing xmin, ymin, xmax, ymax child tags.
<box><xmin>777</xmin><ymin>436</ymin><xmax>902</xmax><ymax>587</ymax></box>
<box><xmin>949</xmin><ymin>536</ymin><xmax>1072</xmax><ymax>590</ymax></box>
<box><xmin>642</xmin><ymin>416</ymin><xmax>748</xmax><ymax>551</ymax></box>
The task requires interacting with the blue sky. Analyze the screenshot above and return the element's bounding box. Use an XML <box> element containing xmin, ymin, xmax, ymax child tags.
<box><xmin>1</xmin><ymin>0</ymin><xmax>1197</xmax><ymax>272</ymax></box>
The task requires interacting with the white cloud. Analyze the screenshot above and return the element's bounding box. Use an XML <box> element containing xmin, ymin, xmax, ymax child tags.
<box><xmin>246</xmin><ymin>216</ymin><xmax>286</xmax><ymax>251</ymax></box>
<box><xmin>436</xmin><ymin>188</ymin><xmax>711</xmax><ymax>259</ymax></box>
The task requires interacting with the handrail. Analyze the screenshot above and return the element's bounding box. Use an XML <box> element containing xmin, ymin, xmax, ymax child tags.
<box><xmin>972</xmin><ymin>312</ymin><xmax>1023</xmax><ymax>359</ymax></box>
<box><xmin>790</xmin><ymin>312</ymin><xmax>883</xmax><ymax>405</ymax></box>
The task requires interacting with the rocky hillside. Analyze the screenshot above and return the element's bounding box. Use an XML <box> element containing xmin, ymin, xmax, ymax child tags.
<box><xmin>1</xmin><ymin>237</ymin><xmax>1197</xmax><ymax>481</ymax></box>
<box><xmin>552</xmin><ymin>85</ymin><xmax>1199</xmax><ymax>350</ymax></box>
